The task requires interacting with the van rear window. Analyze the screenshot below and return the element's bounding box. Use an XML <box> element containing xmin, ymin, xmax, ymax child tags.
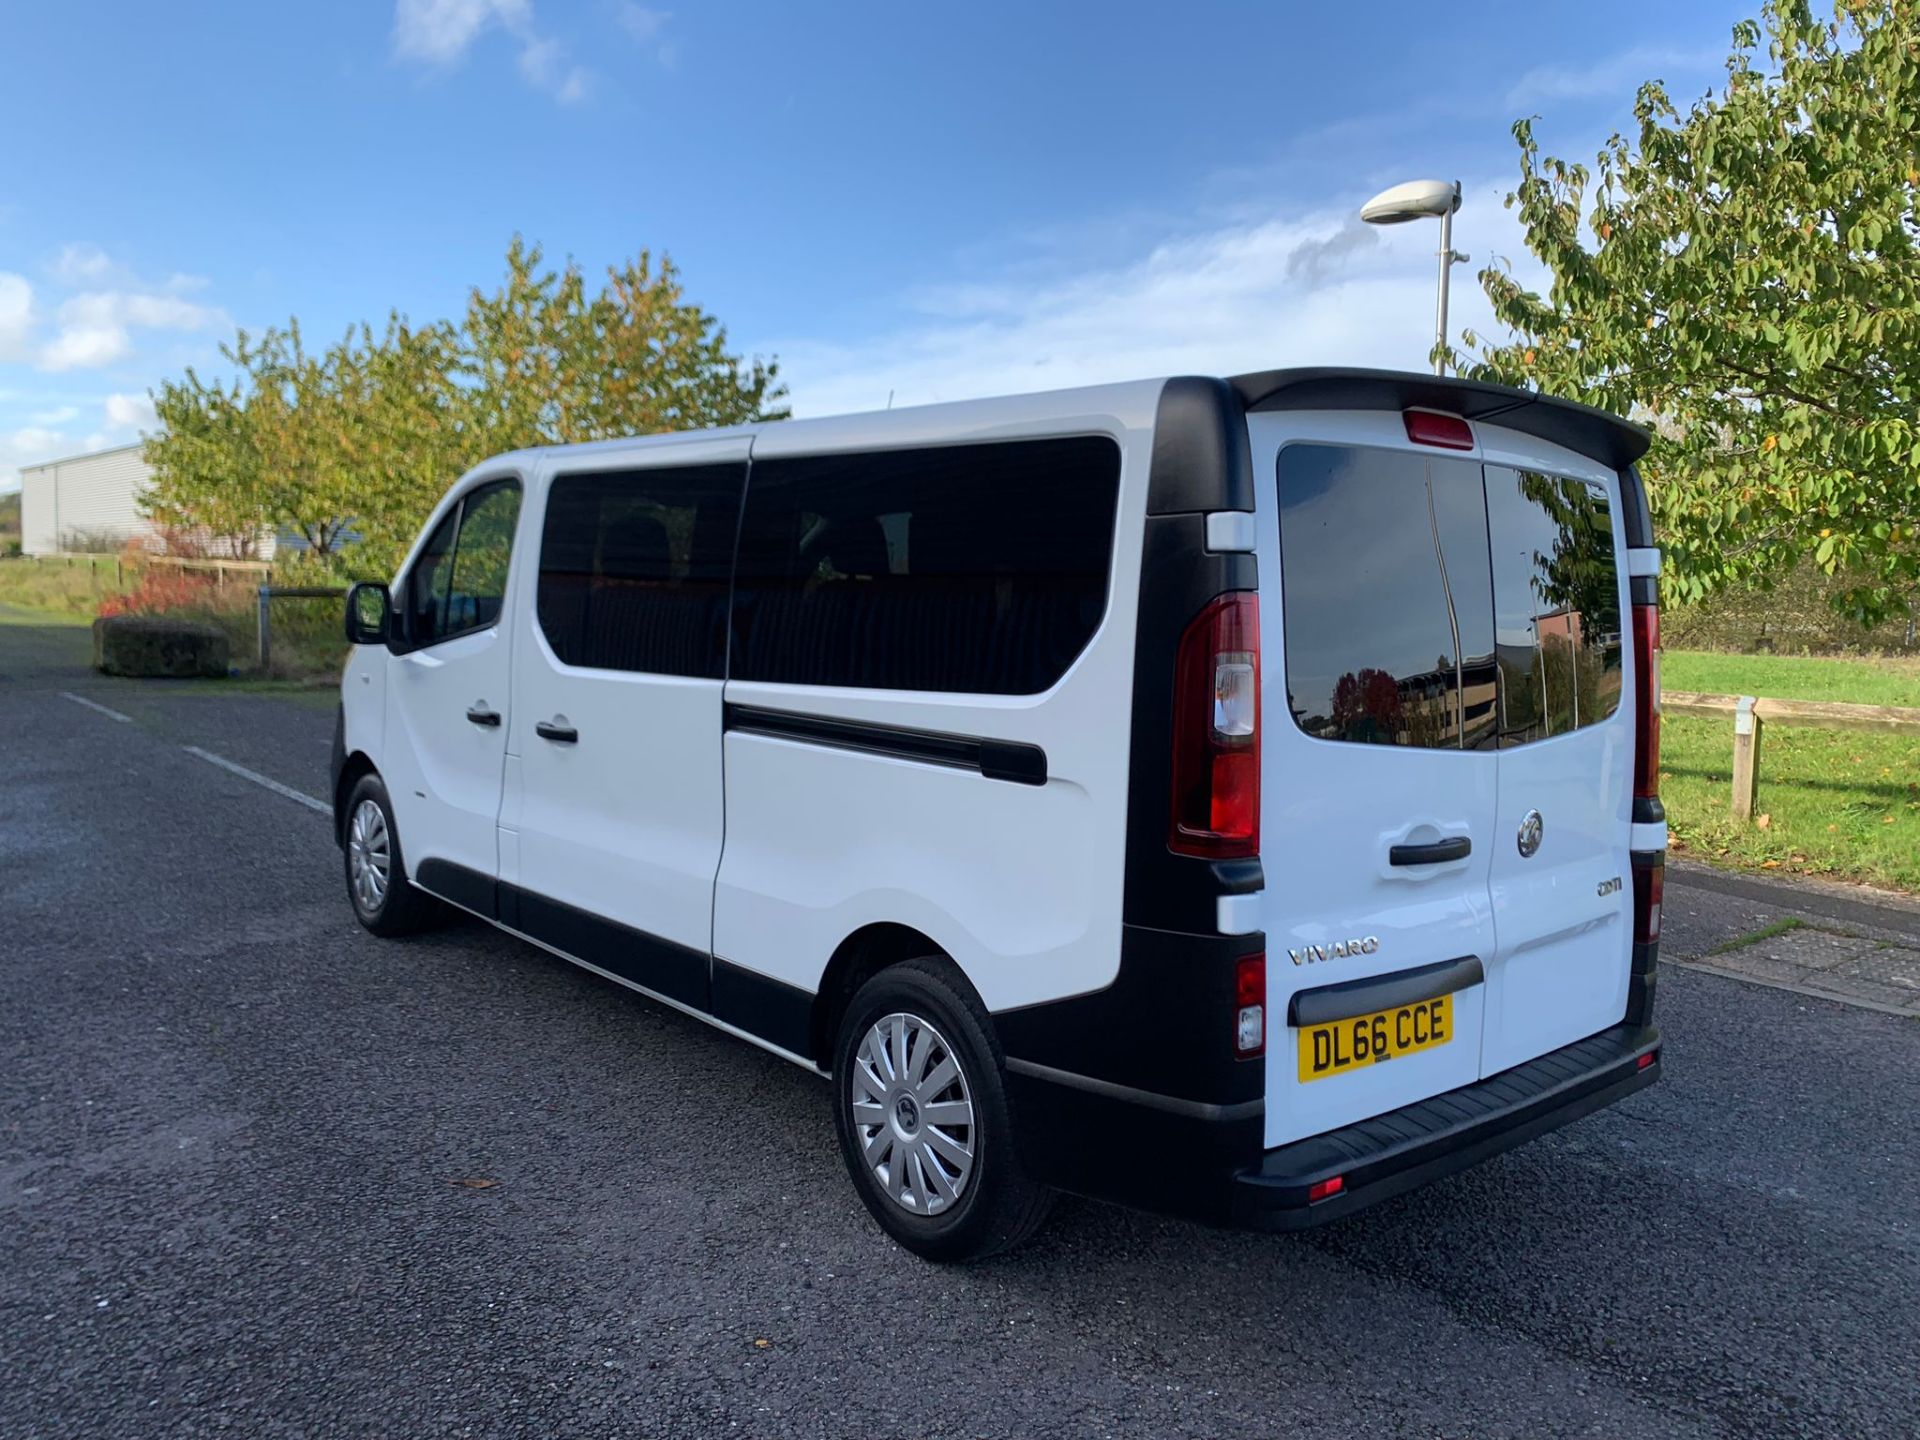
<box><xmin>1276</xmin><ymin>445</ymin><xmax>1620</xmax><ymax>750</ymax></box>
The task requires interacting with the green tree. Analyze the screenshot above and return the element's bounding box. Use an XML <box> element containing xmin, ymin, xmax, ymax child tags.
<box><xmin>1460</xmin><ymin>0</ymin><xmax>1920</xmax><ymax>626</ymax></box>
<box><xmin>144</xmin><ymin>238</ymin><xmax>787</xmax><ymax>577</ymax></box>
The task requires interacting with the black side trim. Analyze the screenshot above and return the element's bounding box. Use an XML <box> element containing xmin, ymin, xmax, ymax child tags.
<box><xmin>1230</xmin><ymin>367</ymin><xmax>1650</xmax><ymax>471</ymax></box>
<box><xmin>413</xmin><ymin>860</ymin><xmax>710</xmax><ymax>1012</ymax></box>
<box><xmin>1633</xmin><ymin>794</ymin><xmax>1667</xmax><ymax>825</ymax></box>
<box><xmin>723</xmin><ymin>704</ymin><xmax>1047</xmax><ymax>786</ymax></box>
<box><xmin>1630</xmin><ymin>574</ymin><xmax>1659</xmax><ymax>607</ymax></box>
<box><xmin>1004</xmin><ymin>1057</ymin><xmax>1263</xmax><ymax>1122</ymax></box>
<box><xmin>1288</xmin><ymin>956</ymin><xmax>1484</xmax><ymax>1027</ymax></box>
<box><xmin>1147</xmin><ymin>376</ymin><xmax>1256</xmax><ymax>513</ymax></box>
<box><xmin>417</xmin><ymin>858</ymin><xmax>499</xmax><ymax>921</ymax></box>
<box><xmin>1389</xmin><ymin>836</ymin><xmax>1471</xmax><ymax>866</ymax></box>
<box><xmin>711</xmin><ymin>957</ymin><xmax>813</xmax><ymax>1057</ymax></box>
<box><xmin>997</xmin><ymin>923</ymin><xmax>1265</xmax><ymax>1111</ymax></box>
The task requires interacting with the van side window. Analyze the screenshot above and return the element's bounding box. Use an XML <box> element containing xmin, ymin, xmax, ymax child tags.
<box><xmin>1485</xmin><ymin>467</ymin><xmax>1622</xmax><ymax>741</ymax></box>
<box><xmin>1277</xmin><ymin>444</ymin><xmax>1497</xmax><ymax>749</ymax></box>
<box><xmin>536</xmin><ymin>464</ymin><xmax>745</xmax><ymax>678</ymax></box>
<box><xmin>405</xmin><ymin>479</ymin><xmax>522</xmax><ymax>648</ymax></box>
<box><xmin>730</xmin><ymin>436</ymin><xmax>1121</xmax><ymax>695</ymax></box>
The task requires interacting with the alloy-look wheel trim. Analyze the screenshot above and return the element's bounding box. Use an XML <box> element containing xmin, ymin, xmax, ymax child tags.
<box><xmin>850</xmin><ymin>1011</ymin><xmax>977</xmax><ymax>1216</ymax></box>
<box><xmin>347</xmin><ymin>797</ymin><xmax>392</xmax><ymax>914</ymax></box>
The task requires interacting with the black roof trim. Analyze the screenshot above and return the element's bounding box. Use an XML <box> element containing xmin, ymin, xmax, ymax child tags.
<box><xmin>1228</xmin><ymin>367</ymin><xmax>1650</xmax><ymax>471</ymax></box>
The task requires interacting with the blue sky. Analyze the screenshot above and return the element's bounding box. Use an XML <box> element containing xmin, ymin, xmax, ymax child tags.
<box><xmin>1</xmin><ymin>0</ymin><xmax>1752</xmax><ymax>490</ymax></box>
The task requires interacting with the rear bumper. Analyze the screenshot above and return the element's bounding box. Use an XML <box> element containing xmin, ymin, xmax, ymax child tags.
<box><xmin>1003</xmin><ymin>1018</ymin><xmax>1660</xmax><ymax>1231</ymax></box>
<box><xmin>1230</xmin><ymin>1022</ymin><xmax>1661</xmax><ymax>1230</ymax></box>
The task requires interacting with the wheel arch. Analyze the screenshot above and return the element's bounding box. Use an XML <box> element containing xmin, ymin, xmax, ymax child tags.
<box><xmin>333</xmin><ymin>750</ymin><xmax>379</xmax><ymax>846</ymax></box>
<box><xmin>809</xmin><ymin>922</ymin><xmax>958</xmax><ymax>1071</ymax></box>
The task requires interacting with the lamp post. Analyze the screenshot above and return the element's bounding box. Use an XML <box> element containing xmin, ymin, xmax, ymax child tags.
<box><xmin>1360</xmin><ymin>178</ymin><xmax>1466</xmax><ymax>375</ymax></box>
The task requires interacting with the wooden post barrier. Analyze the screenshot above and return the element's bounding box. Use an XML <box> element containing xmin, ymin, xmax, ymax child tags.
<box><xmin>1663</xmin><ymin>689</ymin><xmax>1920</xmax><ymax>822</ymax></box>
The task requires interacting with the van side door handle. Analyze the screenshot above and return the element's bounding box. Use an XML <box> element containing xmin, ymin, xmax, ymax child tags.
<box><xmin>535</xmin><ymin>720</ymin><xmax>578</xmax><ymax>744</ymax></box>
<box><xmin>1390</xmin><ymin>836</ymin><xmax>1471</xmax><ymax>866</ymax></box>
<box><xmin>465</xmin><ymin>704</ymin><xmax>502</xmax><ymax>727</ymax></box>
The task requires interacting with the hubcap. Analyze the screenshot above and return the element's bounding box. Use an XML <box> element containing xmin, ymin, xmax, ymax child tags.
<box><xmin>347</xmin><ymin>798</ymin><xmax>391</xmax><ymax>913</ymax></box>
<box><xmin>850</xmin><ymin>1012</ymin><xmax>976</xmax><ymax>1216</ymax></box>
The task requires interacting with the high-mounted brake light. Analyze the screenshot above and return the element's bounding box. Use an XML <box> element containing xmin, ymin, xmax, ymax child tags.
<box><xmin>1234</xmin><ymin>953</ymin><xmax>1266</xmax><ymax>1058</ymax></box>
<box><xmin>1403</xmin><ymin>409</ymin><xmax>1474</xmax><ymax>450</ymax></box>
<box><xmin>1632</xmin><ymin>602</ymin><xmax>1662</xmax><ymax>803</ymax></box>
<box><xmin>1169</xmin><ymin>592</ymin><xmax>1260</xmax><ymax>858</ymax></box>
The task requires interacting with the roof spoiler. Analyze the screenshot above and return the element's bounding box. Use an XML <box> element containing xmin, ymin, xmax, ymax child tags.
<box><xmin>1228</xmin><ymin>367</ymin><xmax>1650</xmax><ymax>471</ymax></box>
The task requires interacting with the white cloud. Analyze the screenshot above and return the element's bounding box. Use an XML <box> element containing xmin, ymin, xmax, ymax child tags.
<box><xmin>1</xmin><ymin>424</ymin><xmax>73</xmax><ymax>490</ymax></box>
<box><xmin>0</xmin><ymin>273</ymin><xmax>33</xmax><ymax>362</ymax></box>
<box><xmin>30</xmin><ymin>405</ymin><xmax>80</xmax><ymax>425</ymax></box>
<box><xmin>517</xmin><ymin>34</ymin><xmax>590</xmax><ymax>103</ymax></box>
<box><xmin>772</xmin><ymin>184</ymin><xmax>1536</xmax><ymax>421</ymax></box>
<box><xmin>41</xmin><ymin>288</ymin><xmax>225</xmax><ymax>372</ymax></box>
<box><xmin>392</xmin><ymin>0</ymin><xmax>529</xmax><ymax>64</ymax></box>
<box><xmin>392</xmin><ymin>0</ymin><xmax>591</xmax><ymax>102</ymax></box>
<box><xmin>1505</xmin><ymin>46</ymin><xmax>1725</xmax><ymax>108</ymax></box>
<box><xmin>617</xmin><ymin>4</ymin><xmax>669</xmax><ymax>45</ymax></box>
<box><xmin>51</xmin><ymin>242</ymin><xmax>118</xmax><ymax>287</ymax></box>
<box><xmin>104</xmin><ymin>392</ymin><xmax>158</xmax><ymax>432</ymax></box>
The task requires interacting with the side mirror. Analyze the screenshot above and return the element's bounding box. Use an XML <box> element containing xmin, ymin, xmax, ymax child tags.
<box><xmin>344</xmin><ymin>582</ymin><xmax>394</xmax><ymax>648</ymax></box>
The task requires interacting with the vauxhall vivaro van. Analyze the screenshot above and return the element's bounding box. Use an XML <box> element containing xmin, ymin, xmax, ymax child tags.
<box><xmin>333</xmin><ymin>367</ymin><xmax>1665</xmax><ymax>1261</ymax></box>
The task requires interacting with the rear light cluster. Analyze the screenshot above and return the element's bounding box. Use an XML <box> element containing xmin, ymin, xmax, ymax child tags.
<box><xmin>1633</xmin><ymin>858</ymin><xmax>1664</xmax><ymax>948</ymax></box>
<box><xmin>1234</xmin><ymin>953</ymin><xmax>1265</xmax><ymax>1058</ymax></box>
<box><xmin>1169</xmin><ymin>592</ymin><xmax>1260</xmax><ymax>858</ymax></box>
<box><xmin>1632</xmin><ymin>601</ymin><xmax>1662</xmax><ymax>805</ymax></box>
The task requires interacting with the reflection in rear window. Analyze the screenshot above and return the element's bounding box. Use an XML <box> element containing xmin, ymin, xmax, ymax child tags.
<box><xmin>1276</xmin><ymin>445</ymin><xmax>1620</xmax><ymax>750</ymax></box>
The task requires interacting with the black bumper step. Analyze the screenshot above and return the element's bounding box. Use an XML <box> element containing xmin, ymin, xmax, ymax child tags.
<box><xmin>1232</xmin><ymin>1022</ymin><xmax>1661</xmax><ymax>1229</ymax></box>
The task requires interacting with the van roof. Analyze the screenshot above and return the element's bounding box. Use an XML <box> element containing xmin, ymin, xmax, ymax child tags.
<box><xmin>489</xmin><ymin>367</ymin><xmax>1648</xmax><ymax>474</ymax></box>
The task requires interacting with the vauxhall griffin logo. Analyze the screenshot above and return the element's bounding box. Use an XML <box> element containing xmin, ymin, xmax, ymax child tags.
<box><xmin>1289</xmin><ymin>936</ymin><xmax>1380</xmax><ymax>966</ymax></box>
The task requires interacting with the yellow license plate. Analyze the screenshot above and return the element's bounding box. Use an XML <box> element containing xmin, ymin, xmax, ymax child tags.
<box><xmin>1297</xmin><ymin>994</ymin><xmax>1454</xmax><ymax>1083</ymax></box>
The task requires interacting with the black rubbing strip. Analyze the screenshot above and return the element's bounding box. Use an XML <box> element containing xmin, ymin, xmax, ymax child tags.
<box><xmin>723</xmin><ymin>704</ymin><xmax>1047</xmax><ymax>786</ymax></box>
<box><xmin>1288</xmin><ymin>956</ymin><xmax>1486</xmax><ymax>1028</ymax></box>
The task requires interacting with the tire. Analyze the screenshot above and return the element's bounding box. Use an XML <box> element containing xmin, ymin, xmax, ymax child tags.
<box><xmin>342</xmin><ymin>773</ymin><xmax>440</xmax><ymax>937</ymax></box>
<box><xmin>831</xmin><ymin>957</ymin><xmax>1055</xmax><ymax>1262</ymax></box>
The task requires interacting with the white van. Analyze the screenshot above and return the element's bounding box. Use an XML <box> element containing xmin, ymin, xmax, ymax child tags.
<box><xmin>332</xmin><ymin>367</ymin><xmax>1665</xmax><ymax>1261</ymax></box>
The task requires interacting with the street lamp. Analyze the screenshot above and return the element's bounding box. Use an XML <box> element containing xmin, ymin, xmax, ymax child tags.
<box><xmin>1360</xmin><ymin>178</ymin><xmax>1467</xmax><ymax>375</ymax></box>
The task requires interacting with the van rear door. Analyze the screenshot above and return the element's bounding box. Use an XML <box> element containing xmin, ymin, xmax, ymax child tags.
<box><xmin>1253</xmin><ymin>416</ymin><xmax>1500</xmax><ymax>1148</ymax></box>
<box><xmin>1477</xmin><ymin>458</ymin><xmax>1634</xmax><ymax>1072</ymax></box>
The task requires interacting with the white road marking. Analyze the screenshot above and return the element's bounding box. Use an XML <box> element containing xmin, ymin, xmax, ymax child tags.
<box><xmin>183</xmin><ymin>745</ymin><xmax>330</xmax><ymax>815</ymax></box>
<box><xmin>60</xmin><ymin>691</ymin><xmax>132</xmax><ymax>723</ymax></box>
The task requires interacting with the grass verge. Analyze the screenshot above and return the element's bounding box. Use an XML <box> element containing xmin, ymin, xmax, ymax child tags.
<box><xmin>1661</xmin><ymin>651</ymin><xmax>1920</xmax><ymax>894</ymax></box>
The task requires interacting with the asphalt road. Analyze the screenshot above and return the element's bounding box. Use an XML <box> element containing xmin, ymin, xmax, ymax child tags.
<box><xmin>4</xmin><ymin>609</ymin><xmax>1917</xmax><ymax>1439</ymax></box>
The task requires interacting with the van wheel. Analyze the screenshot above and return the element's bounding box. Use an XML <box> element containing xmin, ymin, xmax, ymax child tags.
<box><xmin>343</xmin><ymin>773</ymin><xmax>438</xmax><ymax>937</ymax></box>
<box><xmin>831</xmin><ymin>958</ymin><xmax>1054</xmax><ymax>1262</ymax></box>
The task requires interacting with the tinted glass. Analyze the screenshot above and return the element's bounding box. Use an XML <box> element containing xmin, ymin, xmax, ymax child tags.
<box><xmin>444</xmin><ymin>482</ymin><xmax>521</xmax><ymax>635</ymax></box>
<box><xmin>1277</xmin><ymin>444</ymin><xmax>1497</xmax><ymax>749</ymax></box>
<box><xmin>536</xmin><ymin>464</ymin><xmax>745</xmax><ymax>678</ymax></box>
<box><xmin>731</xmin><ymin>436</ymin><xmax>1120</xmax><ymax>694</ymax></box>
<box><xmin>1485</xmin><ymin>467</ymin><xmax>1622</xmax><ymax>742</ymax></box>
<box><xmin>406</xmin><ymin>507</ymin><xmax>460</xmax><ymax>646</ymax></box>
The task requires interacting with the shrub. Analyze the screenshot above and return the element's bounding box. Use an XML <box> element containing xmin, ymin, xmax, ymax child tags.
<box><xmin>92</xmin><ymin>615</ymin><xmax>231</xmax><ymax>678</ymax></box>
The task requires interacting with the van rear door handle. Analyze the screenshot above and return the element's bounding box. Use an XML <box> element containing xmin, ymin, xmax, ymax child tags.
<box><xmin>535</xmin><ymin>720</ymin><xmax>578</xmax><ymax>744</ymax></box>
<box><xmin>465</xmin><ymin>705</ymin><xmax>502</xmax><ymax>727</ymax></box>
<box><xmin>1390</xmin><ymin>836</ymin><xmax>1471</xmax><ymax>866</ymax></box>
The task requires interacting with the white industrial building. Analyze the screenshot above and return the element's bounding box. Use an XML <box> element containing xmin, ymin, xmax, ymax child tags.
<box><xmin>19</xmin><ymin>443</ymin><xmax>156</xmax><ymax>555</ymax></box>
<box><xmin>19</xmin><ymin>442</ymin><xmax>277</xmax><ymax>558</ymax></box>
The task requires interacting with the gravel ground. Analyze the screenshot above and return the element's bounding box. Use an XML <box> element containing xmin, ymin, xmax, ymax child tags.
<box><xmin>3</xmin><ymin>611</ymin><xmax>1916</xmax><ymax>1438</ymax></box>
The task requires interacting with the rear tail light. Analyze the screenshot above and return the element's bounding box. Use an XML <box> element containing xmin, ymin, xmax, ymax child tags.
<box><xmin>1633</xmin><ymin>857</ymin><xmax>1663</xmax><ymax>947</ymax></box>
<box><xmin>1637</xmin><ymin>1051</ymin><xmax>1658</xmax><ymax>1071</ymax></box>
<box><xmin>1632</xmin><ymin>602</ymin><xmax>1662</xmax><ymax>802</ymax></box>
<box><xmin>1307</xmin><ymin>1176</ymin><xmax>1345</xmax><ymax>1203</ymax></box>
<box><xmin>1403</xmin><ymin>409</ymin><xmax>1474</xmax><ymax>450</ymax></box>
<box><xmin>1234</xmin><ymin>953</ymin><xmax>1266</xmax><ymax>1058</ymax></box>
<box><xmin>1170</xmin><ymin>592</ymin><xmax>1260</xmax><ymax>858</ymax></box>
